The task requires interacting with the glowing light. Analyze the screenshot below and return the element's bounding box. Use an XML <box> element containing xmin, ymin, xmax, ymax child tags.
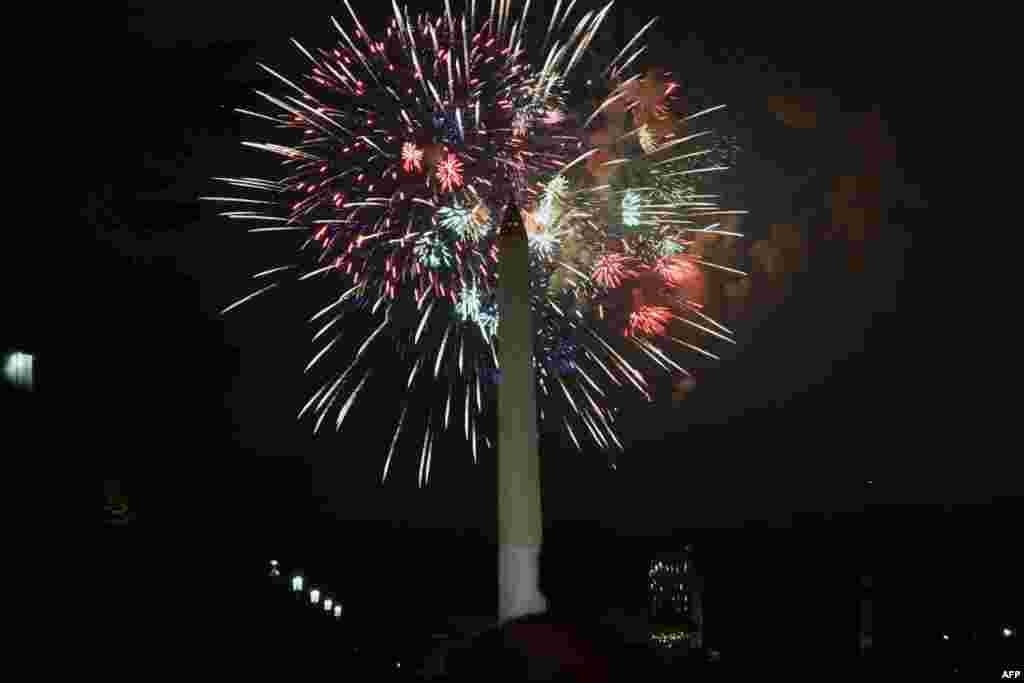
<box><xmin>439</xmin><ymin>202</ymin><xmax>489</xmax><ymax>241</ymax></box>
<box><xmin>435</xmin><ymin>153</ymin><xmax>464</xmax><ymax>192</ymax></box>
<box><xmin>291</xmin><ymin>575</ymin><xmax>304</xmax><ymax>592</ymax></box>
<box><xmin>529</xmin><ymin>225</ymin><xmax>562</xmax><ymax>259</ymax></box>
<box><xmin>324</xmin><ymin>598</ymin><xmax>333</xmax><ymax>611</ymax></box>
<box><xmin>310</xmin><ymin>588</ymin><xmax>321</xmax><ymax>604</ymax></box>
<box><xmin>1003</xmin><ymin>626</ymin><xmax>1015</xmax><ymax>638</ymax></box>
<box><xmin>592</xmin><ymin>254</ymin><xmax>637</xmax><ymax>289</ymax></box>
<box><xmin>3</xmin><ymin>351</ymin><xmax>33</xmax><ymax>390</ymax></box>
<box><xmin>534</xmin><ymin>201</ymin><xmax>554</xmax><ymax>228</ymax></box>
<box><xmin>414</xmin><ymin>234</ymin><xmax>454</xmax><ymax>269</ymax></box>
<box><xmin>543</xmin><ymin>109</ymin><xmax>566</xmax><ymax>125</ymax></box>
<box><xmin>401</xmin><ymin>142</ymin><xmax>424</xmax><ymax>173</ymax></box>
<box><xmin>454</xmin><ymin>283</ymin><xmax>482</xmax><ymax>322</ymax></box>
<box><xmin>542</xmin><ymin>175</ymin><xmax>569</xmax><ymax>204</ymax></box>
<box><xmin>621</xmin><ymin>190</ymin><xmax>642</xmax><ymax>227</ymax></box>
<box><xmin>209</xmin><ymin>1</ymin><xmax>747</xmax><ymax>474</ymax></box>
<box><xmin>638</xmin><ymin>124</ymin><xmax>657</xmax><ymax>153</ymax></box>
<box><xmin>513</xmin><ymin>113</ymin><xmax>530</xmax><ymax>138</ymax></box>
<box><xmin>651</xmin><ymin>630</ymin><xmax>689</xmax><ymax>647</ymax></box>
<box><xmin>476</xmin><ymin>302</ymin><xmax>500</xmax><ymax>340</ymax></box>
<box><xmin>334</xmin><ymin>604</ymin><xmax>343</xmax><ymax>618</ymax></box>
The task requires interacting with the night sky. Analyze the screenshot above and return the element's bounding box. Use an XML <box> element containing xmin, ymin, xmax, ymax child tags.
<box><xmin>81</xmin><ymin>2</ymin><xmax>1018</xmax><ymax>673</ymax></box>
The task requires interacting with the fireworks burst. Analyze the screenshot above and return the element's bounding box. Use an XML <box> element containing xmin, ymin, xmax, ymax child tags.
<box><xmin>206</xmin><ymin>0</ymin><xmax>747</xmax><ymax>483</ymax></box>
<box><xmin>592</xmin><ymin>253</ymin><xmax>638</xmax><ymax>289</ymax></box>
<box><xmin>401</xmin><ymin>142</ymin><xmax>424</xmax><ymax>172</ymax></box>
<box><xmin>435</xmin><ymin>152</ymin><xmax>464</xmax><ymax>192</ymax></box>
<box><xmin>655</xmin><ymin>255</ymin><xmax>699</xmax><ymax>287</ymax></box>
<box><xmin>628</xmin><ymin>304</ymin><xmax>672</xmax><ymax>338</ymax></box>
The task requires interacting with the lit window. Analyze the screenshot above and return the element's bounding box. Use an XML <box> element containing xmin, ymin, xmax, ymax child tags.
<box><xmin>333</xmin><ymin>605</ymin><xmax>343</xmax><ymax>618</ymax></box>
<box><xmin>324</xmin><ymin>598</ymin><xmax>333</xmax><ymax>611</ymax></box>
<box><xmin>291</xmin><ymin>575</ymin><xmax>304</xmax><ymax>592</ymax></box>
<box><xmin>310</xmin><ymin>588</ymin><xmax>321</xmax><ymax>604</ymax></box>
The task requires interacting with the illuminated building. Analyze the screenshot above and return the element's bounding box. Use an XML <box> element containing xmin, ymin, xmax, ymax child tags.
<box><xmin>3</xmin><ymin>350</ymin><xmax>33</xmax><ymax>391</ymax></box>
<box><xmin>648</xmin><ymin>544</ymin><xmax>704</xmax><ymax>650</ymax></box>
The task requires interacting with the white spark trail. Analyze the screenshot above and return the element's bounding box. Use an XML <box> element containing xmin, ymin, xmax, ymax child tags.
<box><xmin>335</xmin><ymin>371</ymin><xmax>371</xmax><ymax>430</ymax></box>
<box><xmin>220</xmin><ymin>283</ymin><xmax>278</xmax><ymax>314</ymax></box>
<box><xmin>305</xmin><ymin>334</ymin><xmax>342</xmax><ymax>373</ymax></box>
<box><xmin>252</xmin><ymin>265</ymin><xmax>296</xmax><ymax>279</ymax></box>
<box><xmin>382</xmin><ymin>403</ymin><xmax>409</xmax><ymax>483</ymax></box>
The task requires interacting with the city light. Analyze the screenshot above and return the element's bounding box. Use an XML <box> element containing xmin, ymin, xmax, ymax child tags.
<box><xmin>276</xmin><ymin>564</ymin><xmax>346</xmax><ymax>622</ymax></box>
<box><xmin>1003</xmin><ymin>626</ymin><xmax>1015</xmax><ymax>638</ymax></box>
<box><xmin>942</xmin><ymin>634</ymin><xmax>950</xmax><ymax>641</ymax></box>
<box><xmin>651</xmin><ymin>630</ymin><xmax>688</xmax><ymax>647</ymax></box>
<box><xmin>3</xmin><ymin>351</ymin><xmax>33</xmax><ymax>390</ymax></box>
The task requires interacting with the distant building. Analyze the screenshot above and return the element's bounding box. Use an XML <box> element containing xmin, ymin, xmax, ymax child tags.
<box><xmin>858</xmin><ymin>574</ymin><xmax>872</xmax><ymax>655</ymax></box>
<box><xmin>649</xmin><ymin>544</ymin><xmax>704</xmax><ymax>650</ymax></box>
<box><xmin>3</xmin><ymin>350</ymin><xmax>34</xmax><ymax>391</ymax></box>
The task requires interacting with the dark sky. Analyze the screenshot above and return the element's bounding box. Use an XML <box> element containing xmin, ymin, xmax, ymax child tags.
<box><xmin>87</xmin><ymin>3</ymin><xmax>1019</xmax><ymax>628</ymax></box>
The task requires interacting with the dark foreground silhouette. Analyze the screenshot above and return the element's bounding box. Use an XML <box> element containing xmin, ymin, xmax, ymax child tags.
<box><xmin>442</xmin><ymin>612</ymin><xmax>716</xmax><ymax>682</ymax></box>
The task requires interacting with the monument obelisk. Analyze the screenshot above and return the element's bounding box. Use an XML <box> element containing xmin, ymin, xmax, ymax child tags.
<box><xmin>496</xmin><ymin>196</ymin><xmax>548</xmax><ymax>624</ymax></box>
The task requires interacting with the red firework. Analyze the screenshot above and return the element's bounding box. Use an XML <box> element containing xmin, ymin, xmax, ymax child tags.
<box><xmin>401</xmin><ymin>142</ymin><xmax>423</xmax><ymax>173</ymax></box>
<box><xmin>655</xmin><ymin>256</ymin><xmax>699</xmax><ymax>287</ymax></box>
<box><xmin>436</xmin><ymin>153</ymin><xmax>464</xmax><ymax>192</ymax></box>
<box><xmin>627</xmin><ymin>305</ymin><xmax>672</xmax><ymax>337</ymax></box>
<box><xmin>592</xmin><ymin>254</ymin><xmax>638</xmax><ymax>289</ymax></box>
